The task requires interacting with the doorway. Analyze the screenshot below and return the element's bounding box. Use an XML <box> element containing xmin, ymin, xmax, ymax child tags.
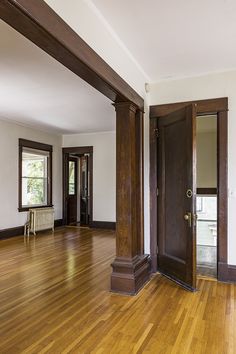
<box><xmin>63</xmin><ymin>147</ymin><xmax>93</xmax><ymax>227</ymax></box>
<box><xmin>149</xmin><ymin>98</ymin><xmax>228</xmax><ymax>288</ymax></box>
<box><xmin>196</xmin><ymin>115</ymin><xmax>217</xmax><ymax>278</ymax></box>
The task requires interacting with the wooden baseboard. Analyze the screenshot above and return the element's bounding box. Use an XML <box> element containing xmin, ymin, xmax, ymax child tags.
<box><xmin>0</xmin><ymin>219</ymin><xmax>64</xmax><ymax>240</ymax></box>
<box><xmin>0</xmin><ymin>226</ymin><xmax>24</xmax><ymax>239</ymax></box>
<box><xmin>54</xmin><ymin>219</ymin><xmax>64</xmax><ymax>228</ymax></box>
<box><xmin>218</xmin><ymin>262</ymin><xmax>236</xmax><ymax>282</ymax></box>
<box><xmin>90</xmin><ymin>221</ymin><xmax>116</xmax><ymax>230</ymax></box>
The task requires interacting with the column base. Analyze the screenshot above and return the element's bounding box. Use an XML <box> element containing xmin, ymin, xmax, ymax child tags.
<box><xmin>111</xmin><ymin>255</ymin><xmax>151</xmax><ymax>295</ymax></box>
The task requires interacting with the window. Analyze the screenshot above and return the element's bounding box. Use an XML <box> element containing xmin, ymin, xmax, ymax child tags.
<box><xmin>19</xmin><ymin>139</ymin><xmax>52</xmax><ymax>211</ymax></box>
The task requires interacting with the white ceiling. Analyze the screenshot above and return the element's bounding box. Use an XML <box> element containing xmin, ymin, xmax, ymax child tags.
<box><xmin>0</xmin><ymin>20</ymin><xmax>115</xmax><ymax>135</ymax></box>
<box><xmin>93</xmin><ymin>0</ymin><xmax>236</xmax><ymax>82</ymax></box>
<box><xmin>1</xmin><ymin>1</ymin><xmax>235</xmax><ymax>135</ymax></box>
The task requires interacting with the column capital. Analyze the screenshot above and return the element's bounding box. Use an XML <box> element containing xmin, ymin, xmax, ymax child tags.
<box><xmin>113</xmin><ymin>101</ymin><xmax>138</xmax><ymax>114</ymax></box>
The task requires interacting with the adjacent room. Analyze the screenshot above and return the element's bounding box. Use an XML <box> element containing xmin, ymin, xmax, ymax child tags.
<box><xmin>196</xmin><ymin>116</ymin><xmax>218</xmax><ymax>278</ymax></box>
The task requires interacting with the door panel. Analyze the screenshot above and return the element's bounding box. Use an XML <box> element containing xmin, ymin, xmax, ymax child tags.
<box><xmin>67</xmin><ymin>157</ymin><xmax>78</xmax><ymax>225</ymax></box>
<box><xmin>157</xmin><ymin>104</ymin><xmax>197</xmax><ymax>290</ymax></box>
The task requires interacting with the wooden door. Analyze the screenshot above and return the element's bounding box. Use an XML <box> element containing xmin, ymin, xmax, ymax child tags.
<box><xmin>67</xmin><ymin>157</ymin><xmax>78</xmax><ymax>225</ymax></box>
<box><xmin>80</xmin><ymin>155</ymin><xmax>89</xmax><ymax>225</ymax></box>
<box><xmin>157</xmin><ymin>104</ymin><xmax>197</xmax><ymax>290</ymax></box>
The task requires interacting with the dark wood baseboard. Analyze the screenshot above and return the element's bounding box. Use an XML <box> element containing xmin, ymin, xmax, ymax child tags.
<box><xmin>54</xmin><ymin>219</ymin><xmax>64</xmax><ymax>228</ymax></box>
<box><xmin>218</xmin><ymin>262</ymin><xmax>236</xmax><ymax>282</ymax></box>
<box><xmin>111</xmin><ymin>255</ymin><xmax>151</xmax><ymax>295</ymax></box>
<box><xmin>0</xmin><ymin>219</ymin><xmax>64</xmax><ymax>240</ymax></box>
<box><xmin>90</xmin><ymin>221</ymin><xmax>116</xmax><ymax>230</ymax></box>
<box><xmin>0</xmin><ymin>226</ymin><xmax>24</xmax><ymax>239</ymax></box>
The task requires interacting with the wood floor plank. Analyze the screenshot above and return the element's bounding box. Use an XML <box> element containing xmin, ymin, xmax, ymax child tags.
<box><xmin>0</xmin><ymin>227</ymin><xmax>236</xmax><ymax>353</ymax></box>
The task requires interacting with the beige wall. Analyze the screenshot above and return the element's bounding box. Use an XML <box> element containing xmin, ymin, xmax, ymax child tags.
<box><xmin>0</xmin><ymin>119</ymin><xmax>62</xmax><ymax>229</ymax></box>
<box><xmin>197</xmin><ymin>131</ymin><xmax>217</xmax><ymax>189</ymax></box>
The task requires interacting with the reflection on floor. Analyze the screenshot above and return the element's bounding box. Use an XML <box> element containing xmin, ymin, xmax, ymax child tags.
<box><xmin>197</xmin><ymin>245</ymin><xmax>217</xmax><ymax>277</ymax></box>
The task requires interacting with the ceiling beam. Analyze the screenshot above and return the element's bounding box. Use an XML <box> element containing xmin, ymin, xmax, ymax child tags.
<box><xmin>0</xmin><ymin>0</ymin><xmax>144</xmax><ymax>109</ymax></box>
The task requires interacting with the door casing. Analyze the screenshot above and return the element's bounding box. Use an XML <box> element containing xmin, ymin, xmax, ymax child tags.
<box><xmin>149</xmin><ymin>97</ymin><xmax>228</xmax><ymax>282</ymax></box>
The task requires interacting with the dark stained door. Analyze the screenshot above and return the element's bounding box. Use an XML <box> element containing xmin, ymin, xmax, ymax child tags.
<box><xmin>67</xmin><ymin>157</ymin><xmax>78</xmax><ymax>225</ymax></box>
<box><xmin>157</xmin><ymin>104</ymin><xmax>197</xmax><ymax>290</ymax></box>
<box><xmin>80</xmin><ymin>155</ymin><xmax>89</xmax><ymax>225</ymax></box>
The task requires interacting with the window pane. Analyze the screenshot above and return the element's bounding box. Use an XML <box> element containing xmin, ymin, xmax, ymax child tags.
<box><xmin>22</xmin><ymin>177</ymin><xmax>47</xmax><ymax>206</ymax></box>
<box><xmin>22</xmin><ymin>151</ymin><xmax>47</xmax><ymax>178</ymax></box>
<box><xmin>69</xmin><ymin>161</ymin><xmax>76</xmax><ymax>195</ymax></box>
<box><xmin>69</xmin><ymin>161</ymin><xmax>75</xmax><ymax>183</ymax></box>
<box><xmin>197</xmin><ymin>196</ymin><xmax>217</xmax><ymax>247</ymax></box>
<box><xmin>69</xmin><ymin>183</ymin><xmax>75</xmax><ymax>195</ymax></box>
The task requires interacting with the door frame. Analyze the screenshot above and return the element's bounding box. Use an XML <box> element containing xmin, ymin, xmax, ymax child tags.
<box><xmin>62</xmin><ymin>146</ymin><xmax>93</xmax><ymax>227</ymax></box>
<box><xmin>150</xmin><ymin>97</ymin><xmax>228</xmax><ymax>281</ymax></box>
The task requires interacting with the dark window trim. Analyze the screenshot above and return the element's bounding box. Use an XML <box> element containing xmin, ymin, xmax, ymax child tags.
<box><xmin>18</xmin><ymin>139</ymin><xmax>53</xmax><ymax>212</ymax></box>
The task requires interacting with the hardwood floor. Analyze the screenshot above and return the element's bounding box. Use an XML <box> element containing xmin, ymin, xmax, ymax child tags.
<box><xmin>0</xmin><ymin>227</ymin><xmax>236</xmax><ymax>353</ymax></box>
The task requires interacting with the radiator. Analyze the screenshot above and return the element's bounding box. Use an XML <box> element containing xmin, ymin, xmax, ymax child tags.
<box><xmin>25</xmin><ymin>207</ymin><xmax>54</xmax><ymax>236</ymax></box>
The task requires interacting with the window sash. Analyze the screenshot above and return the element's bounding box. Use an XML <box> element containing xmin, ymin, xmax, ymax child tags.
<box><xmin>21</xmin><ymin>176</ymin><xmax>48</xmax><ymax>207</ymax></box>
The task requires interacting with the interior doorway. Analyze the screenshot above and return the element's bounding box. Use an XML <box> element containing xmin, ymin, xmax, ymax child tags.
<box><xmin>196</xmin><ymin>115</ymin><xmax>217</xmax><ymax>278</ymax></box>
<box><xmin>63</xmin><ymin>147</ymin><xmax>93</xmax><ymax>227</ymax></box>
<box><xmin>149</xmin><ymin>98</ymin><xmax>228</xmax><ymax>288</ymax></box>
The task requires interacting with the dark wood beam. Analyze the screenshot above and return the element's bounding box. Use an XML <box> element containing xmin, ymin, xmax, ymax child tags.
<box><xmin>0</xmin><ymin>0</ymin><xmax>144</xmax><ymax>109</ymax></box>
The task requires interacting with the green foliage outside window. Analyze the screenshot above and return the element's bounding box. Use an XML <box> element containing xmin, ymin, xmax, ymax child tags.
<box><xmin>22</xmin><ymin>156</ymin><xmax>47</xmax><ymax>206</ymax></box>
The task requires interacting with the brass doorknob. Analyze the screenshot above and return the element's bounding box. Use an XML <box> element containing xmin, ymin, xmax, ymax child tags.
<box><xmin>184</xmin><ymin>212</ymin><xmax>192</xmax><ymax>227</ymax></box>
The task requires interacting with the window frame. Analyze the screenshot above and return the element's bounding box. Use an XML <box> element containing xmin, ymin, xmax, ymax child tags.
<box><xmin>19</xmin><ymin>139</ymin><xmax>53</xmax><ymax>212</ymax></box>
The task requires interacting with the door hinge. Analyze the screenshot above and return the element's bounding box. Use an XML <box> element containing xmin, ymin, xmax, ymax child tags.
<box><xmin>156</xmin><ymin>187</ymin><xmax>159</xmax><ymax>196</ymax></box>
<box><xmin>154</xmin><ymin>128</ymin><xmax>159</xmax><ymax>138</ymax></box>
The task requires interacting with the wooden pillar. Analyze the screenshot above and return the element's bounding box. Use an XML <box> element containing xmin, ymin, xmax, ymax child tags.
<box><xmin>111</xmin><ymin>102</ymin><xmax>150</xmax><ymax>295</ymax></box>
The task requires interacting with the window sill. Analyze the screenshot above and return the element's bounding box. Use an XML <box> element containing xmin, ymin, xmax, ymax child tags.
<box><xmin>18</xmin><ymin>205</ymin><xmax>54</xmax><ymax>212</ymax></box>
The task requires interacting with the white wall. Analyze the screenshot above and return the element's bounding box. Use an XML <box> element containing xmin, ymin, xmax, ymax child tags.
<box><xmin>0</xmin><ymin>119</ymin><xmax>62</xmax><ymax>229</ymax></box>
<box><xmin>197</xmin><ymin>132</ymin><xmax>217</xmax><ymax>189</ymax></box>
<box><xmin>44</xmin><ymin>0</ymin><xmax>148</xmax><ymax>98</ymax></box>
<box><xmin>149</xmin><ymin>70</ymin><xmax>236</xmax><ymax>265</ymax></box>
<box><xmin>63</xmin><ymin>131</ymin><xmax>116</xmax><ymax>222</ymax></box>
